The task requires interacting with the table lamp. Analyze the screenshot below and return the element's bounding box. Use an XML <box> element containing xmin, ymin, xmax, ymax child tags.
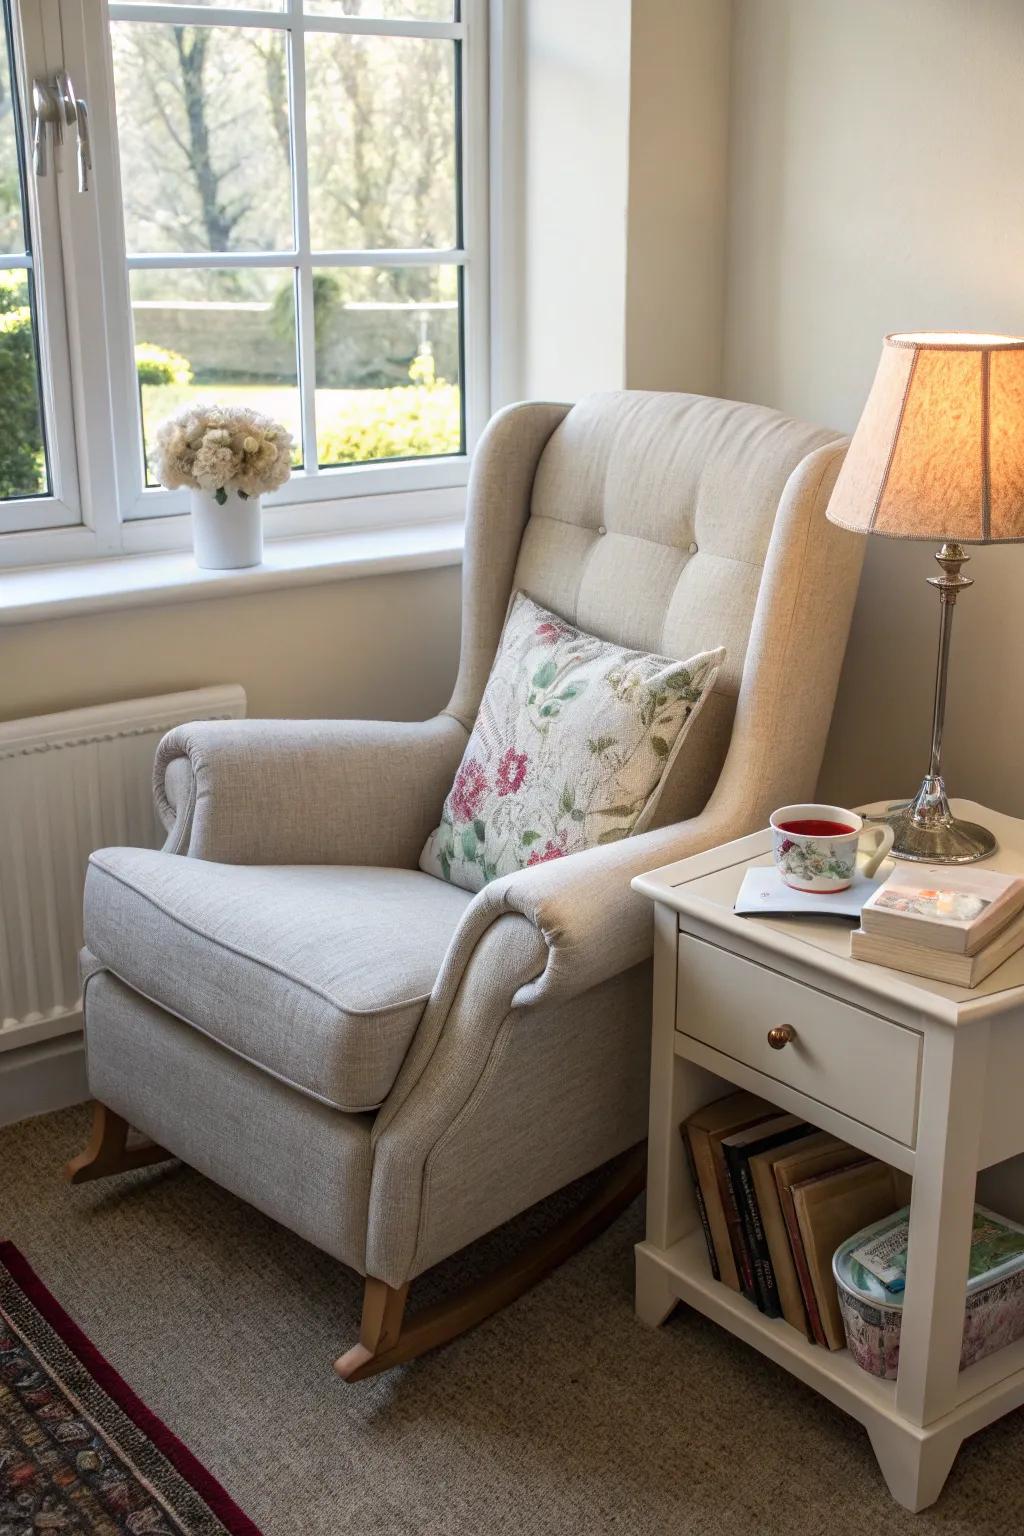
<box><xmin>826</xmin><ymin>331</ymin><xmax>1024</xmax><ymax>863</ymax></box>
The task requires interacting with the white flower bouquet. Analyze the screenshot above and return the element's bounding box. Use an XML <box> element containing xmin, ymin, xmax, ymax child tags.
<box><xmin>153</xmin><ymin>403</ymin><xmax>293</xmax><ymax>505</ymax></box>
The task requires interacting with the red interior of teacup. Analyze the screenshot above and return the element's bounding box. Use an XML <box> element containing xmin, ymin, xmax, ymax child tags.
<box><xmin>776</xmin><ymin>818</ymin><xmax>855</xmax><ymax>838</ymax></box>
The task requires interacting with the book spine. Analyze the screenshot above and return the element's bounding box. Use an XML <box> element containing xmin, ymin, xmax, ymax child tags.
<box><xmin>721</xmin><ymin>1142</ymin><xmax>759</xmax><ymax>1306</ymax></box>
<box><xmin>692</xmin><ymin>1133</ymin><xmax>741</xmax><ymax>1291</ymax></box>
<box><xmin>681</xmin><ymin>1127</ymin><xmax>720</xmax><ymax>1282</ymax></box>
<box><xmin>780</xmin><ymin>1185</ymin><xmax>827</xmax><ymax>1346</ymax></box>
<box><xmin>736</xmin><ymin>1158</ymin><xmax>782</xmax><ymax>1319</ymax></box>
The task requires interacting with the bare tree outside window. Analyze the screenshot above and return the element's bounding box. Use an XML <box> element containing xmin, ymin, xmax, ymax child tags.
<box><xmin>109</xmin><ymin>8</ymin><xmax>463</xmax><ymax>481</ymax></box>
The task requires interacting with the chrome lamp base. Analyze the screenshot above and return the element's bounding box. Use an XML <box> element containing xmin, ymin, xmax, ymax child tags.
<box><xmin>872</xmin><ymin>777</ymin><xmax>996</xmax><ymax>864</ymax></box>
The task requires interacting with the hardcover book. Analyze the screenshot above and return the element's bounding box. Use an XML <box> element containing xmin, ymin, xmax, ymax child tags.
<box><xmin>851</xmin><ymin>908</ymin><xmax>1024</xmax><ymax>986</ymax></box>
<box><xmin>751</xmin><ymin>1131</ymin><xmax>856</xmax><ymax>1339</ymax></box>
<box><xmin>791</xmin><ymin>1160</ymin><xmax>912</xmax><ymax>1350</ymax></box>
<box><xmin>861</xmin><ymin>864</ymin><xmax>1024</xmax><ymax>955</ymax></box>
<box><xmin>775</xmin><ymin>1142</ymin><xmax>868</xmax><ymax>1344</ymax></box>
<box><xmin>680</xmin><ymin>1125</ymin><xmax>719</xmax><ymax>1282</ymax></box>
<box><xmin>683</xmin><ymin>1092</ymin><xmax>776</xmax><ymax>1292</ymax></box>
<box><xmin>720</xmin><ymin>1116</ymin><xmax>815</xmax><ymax>1316</ymax></box>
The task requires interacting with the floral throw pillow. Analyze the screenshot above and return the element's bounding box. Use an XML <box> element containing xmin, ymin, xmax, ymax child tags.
<box><xmin>419</xmin><ymin>593</ymin><xmax>725</xmax><ymax>893</ymax></box>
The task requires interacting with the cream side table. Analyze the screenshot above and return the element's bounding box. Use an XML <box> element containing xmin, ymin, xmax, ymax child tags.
<box><xmin>632</xmin><ymin>800</ymin><xmax>1024</xmax><ymax>1513</ymax></box>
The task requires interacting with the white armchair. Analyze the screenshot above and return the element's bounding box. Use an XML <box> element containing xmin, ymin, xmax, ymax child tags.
<box><xmin>70</xmin><ymin>391</ymin><xmax>864</xmax><ymax>1378</ymax></box>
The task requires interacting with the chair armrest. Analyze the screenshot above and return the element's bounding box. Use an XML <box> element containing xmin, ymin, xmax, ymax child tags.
<box><xmin>367</xmin><ymin>812</ymin><xmax>737</xmax><ymax>1283</ymax></box>
<box><xmin>154</xmin><ymin>713</ymin><xmax>467</xmax><ymax>865</ymax></box>
<box><xmin>432</xmin><ymin>807</ymin><xmax>741</xmax><ymax>1014</ymax></box>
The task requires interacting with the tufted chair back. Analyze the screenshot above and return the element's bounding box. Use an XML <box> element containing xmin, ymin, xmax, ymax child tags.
<box><xmin>446</xmin><ymin>391</ymin><xmax>862</xmax><ymax>834</ymax></box>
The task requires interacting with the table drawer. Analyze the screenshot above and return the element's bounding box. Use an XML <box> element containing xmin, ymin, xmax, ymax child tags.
<box><xmin>676</xmin><ymin>933</ymin><xmax>921</xmax><ymax>1146</ymax></box>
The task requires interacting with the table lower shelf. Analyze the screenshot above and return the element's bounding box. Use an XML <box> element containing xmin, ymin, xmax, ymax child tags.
<box><xmin>637</xmin><ymin>1230</ymin><xmax>1024</xmax><ymax>1445</ymax></box>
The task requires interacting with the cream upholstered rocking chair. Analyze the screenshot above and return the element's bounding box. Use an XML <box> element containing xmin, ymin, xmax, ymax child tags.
<box><xmin>69</xmin><ymin>391</ymin><xmax>864</xmax><ymax>1378</ymax></box>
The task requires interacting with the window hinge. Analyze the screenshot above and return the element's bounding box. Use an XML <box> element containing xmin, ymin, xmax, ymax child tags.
<box><xmin>32</xmin><ymin>69</ymin><xmax>90</xmax><ymax>193</ymax></box>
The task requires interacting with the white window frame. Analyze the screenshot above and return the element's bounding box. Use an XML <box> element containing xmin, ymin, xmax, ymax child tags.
<box><xmin>1</xmin><ymin>0</ymin><xmax>81</xmax><ymax>537</ymax></box>
<box><xmin>1</xmin><ymin>0</ymin><xmax>489</xmax><ymax>569</ymax></box>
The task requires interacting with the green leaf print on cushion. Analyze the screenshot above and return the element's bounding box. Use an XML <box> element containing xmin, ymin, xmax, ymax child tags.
<box><xmin>419</xmin><ymin>592</ymin><xmax>725</xmax><ymax>895</ymax></box>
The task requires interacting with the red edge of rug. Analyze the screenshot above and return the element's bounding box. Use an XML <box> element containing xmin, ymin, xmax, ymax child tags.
<box><xmin>0</xmin><ymin>1240</ymin><xmax>263</xmax><ymax>1536</ymax></box>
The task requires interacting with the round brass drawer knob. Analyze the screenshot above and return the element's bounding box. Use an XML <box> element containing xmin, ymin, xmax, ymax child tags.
<box><xmin>767</xmin><ymin>1024</ymin><xmax>796</xmax><ymax>1050</ymax></box>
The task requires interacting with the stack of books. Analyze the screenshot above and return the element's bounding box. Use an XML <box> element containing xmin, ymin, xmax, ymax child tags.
<box><xmin>683</xmin><ymin>1091</ymin><xmax>911</xmax><ymax>1347</ymax></box>
<box><xmin>850</xmin><ymin>864</ymin><xmax>1024</xmax><ymax>986</ymax></box>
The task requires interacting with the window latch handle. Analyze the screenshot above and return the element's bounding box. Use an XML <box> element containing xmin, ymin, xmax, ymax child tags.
<box><xmin>31</xmin><ymin>79</ymin><xmax>58</xmax><ymax>176</ymax></box>
<box><xmin>31</xmin><ymin>71</ymin><xmax>90</xmax><ymax>193</ymax></box>
<box><xmin>74</xmin><ymin>97</ymin><xmax>91</xmax><ymax>193</ymax></box>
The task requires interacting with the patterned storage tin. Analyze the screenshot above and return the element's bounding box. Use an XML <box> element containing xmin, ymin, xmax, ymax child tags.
<box><xmin>833</xmin><ymin>1204</ymin><xmax>1024</xmax><ymax>1379</ymax></box>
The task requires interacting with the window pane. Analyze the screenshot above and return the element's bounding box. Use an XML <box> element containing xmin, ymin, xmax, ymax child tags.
<box><xmin>0</xmin><ymin>268</ymin><xmax>48</xmax><ymax>497</ymax></box>
<box><xmin>313</xmin><ymin>264</ymin><xmax>461</xmax><ymax>467</ymax></box>
<box><xmin>304</xmin><ymin>1</ymin><xmax>453</xmax><ymax>15</ymax></box>
<box><xmin>127</xmin><ymin>1</ymin><xmax>286</xmax><ymax>11</ymax></box>
<box><xmin>131</xmin><ymin>267</ymin><xmax>301</xmax><ymax>485</ymax></box>
<box><xmin>111</xmin><ymin>23</ymin><xmax>294</xmax><ymax>254</ymax></box>
<box><xmin>0</xmin><ymin>10</ymin><xmax>25</xmax><ymax>254</ymax></box>
<box><xmin>306</xmin><ymin>33</ymin><xmax>456</xmax><ymax>251</ymax></box>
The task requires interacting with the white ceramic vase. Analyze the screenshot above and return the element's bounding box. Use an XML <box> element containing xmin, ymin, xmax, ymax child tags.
<box><xmin>190</xmin><ymin>486</ymin><xmax>263</xmax><ymax>570</ymax></box>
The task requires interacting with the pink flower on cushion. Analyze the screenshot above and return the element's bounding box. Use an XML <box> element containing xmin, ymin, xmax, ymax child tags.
<box><xmin>450</xmin><ymin>757</ymin><xmax>488</xmax><ymax>822</ymax></box>
<box><xmin>527</xmin><ymin>832</ymin><xmax>568</xmax><ymax>865</ymax></box>
<box><xmin>496</xmin><ymin>746</ymin><xmax>528</xmax><ymax>796</ymax></box>
<box><xmin>535</xmin><ymin>618</ymin><xmax>574</xmax><ymax>644</ymax></box>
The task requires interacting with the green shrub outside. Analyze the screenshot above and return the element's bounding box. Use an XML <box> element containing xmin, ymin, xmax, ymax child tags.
<box><xmin>0</xmin><ymin>274</ymin><xmax>45</xmax><ymax>498</ymax></box>
<box><xmin>139</xmin><ymin>347</ymin><xmax>460</xmax><ymax>480</ymax></box>
<box><xmin>134</xmin><ymin>341</ymin><xmax>193</xmax><ymax>387</ymax></box>
<box><xmin>317</xmin><ymin>380</ymin><xmax>461</xmax><ymax>466</ymax></box>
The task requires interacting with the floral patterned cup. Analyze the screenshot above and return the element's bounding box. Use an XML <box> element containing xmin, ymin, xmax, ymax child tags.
<box><xmin>769</xmin><ymin>804</ymin><xmax>894</xmax><ymax>893</ymax></box>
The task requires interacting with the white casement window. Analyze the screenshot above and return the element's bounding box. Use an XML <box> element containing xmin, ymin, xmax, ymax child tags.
<box><xmin>1</xmin><ymin>0</ymin><xmax>487</xmax><ymax>568</ymax></box>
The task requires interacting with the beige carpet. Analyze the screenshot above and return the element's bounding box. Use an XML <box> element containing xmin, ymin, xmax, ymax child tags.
<box><xmin>2</xmin><ymin>1106</ymin><xmax>1021</xmax><ymax>1535</ymax></box>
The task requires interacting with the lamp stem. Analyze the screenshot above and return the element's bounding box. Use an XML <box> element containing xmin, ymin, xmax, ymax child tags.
<box><xmin>870</xmin><ymin>540</ymin><xmax>995</xmax><ymax>861</ymax></box>
<box><xmin>925</xmin><ymin>542</ymin><xmax>969</xmax><ymax>782</ymax></box>
<box><xmin>905</xmin><ymin>542</ymin><xmax>972</xmax><ymax>831</ymax></box>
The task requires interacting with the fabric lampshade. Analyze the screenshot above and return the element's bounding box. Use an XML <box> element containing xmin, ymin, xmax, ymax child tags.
<box><xmin>826</xmin><ymin>332</ymin><xmax>1024</xmax><ymax>542</ymax></box>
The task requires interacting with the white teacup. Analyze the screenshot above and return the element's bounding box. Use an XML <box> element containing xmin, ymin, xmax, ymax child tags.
<box><xmin>769</xmin><ymin>804</ymin><xmax>894</xmax><ymax>893</ymax></box>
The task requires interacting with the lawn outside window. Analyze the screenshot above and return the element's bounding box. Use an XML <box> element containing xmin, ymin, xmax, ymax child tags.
<box><xmin>0</xmin><ymin>0</ymin><xmax>488</xmax><ymax>571</ymax></box>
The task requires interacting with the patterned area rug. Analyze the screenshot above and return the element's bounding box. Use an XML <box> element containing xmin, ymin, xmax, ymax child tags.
<box><xmin>0</xmin><ymin>1242</ymin><xmax>261</xmax><ymax>1535</ymax></box>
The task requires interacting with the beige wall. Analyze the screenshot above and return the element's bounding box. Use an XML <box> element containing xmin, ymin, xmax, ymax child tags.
<box><xmin>516</xmin><ymin>0</ymin><xmax>731</xmax><ymax>403</ymax></box>
<box><xmin>723</xmin><ymin>0</ymin><xmax>1024</xmax><ymax>816</ymax></box>
<box><xmin>518</xmin><ymin>0</ymin><xmax>632</xmax><ymax>399</ymax></box>
<box><xmin>625</xmin><ymin>0</ymin><xmax>731</xmax><ymax>395</ymax></box>
<box><xmin>3</xmin><ymin>565</ymin><xmax>461</xmax><ymax>724</ymax></box>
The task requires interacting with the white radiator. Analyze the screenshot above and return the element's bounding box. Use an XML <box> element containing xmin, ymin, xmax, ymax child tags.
<box><xmin>0</xmin><ymin>684</ymin><xmax>246</xmax><ymax>1054</ymax></box>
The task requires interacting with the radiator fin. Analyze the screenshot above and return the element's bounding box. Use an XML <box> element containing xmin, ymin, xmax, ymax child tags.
<box><xmin>0</xmin><ymin>685</ymin><xmax>246</xmax><ymax>1051</ymax></box>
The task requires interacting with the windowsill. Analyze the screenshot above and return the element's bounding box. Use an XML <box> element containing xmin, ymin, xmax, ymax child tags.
<box><xmin>0</xmin><ymin>518</ymin><xmax>465</xmax><ymax>625</ymax></box>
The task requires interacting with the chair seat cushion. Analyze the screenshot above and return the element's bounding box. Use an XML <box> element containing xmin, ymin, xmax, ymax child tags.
<box><xmin>84</xmin><ymin>848</ymin><xmax>473</xmax><ymax>1112</ymax></box>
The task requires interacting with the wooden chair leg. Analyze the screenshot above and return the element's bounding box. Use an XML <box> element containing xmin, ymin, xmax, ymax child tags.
<box><xmin>335</xmin><ymin>1278</ymin><xmax>411</xmax><ymax>1380</ymax></box>
<box><xmin>65</xmin><ymin>1101</ymin><xmax>174</xmax><ymax>1185</ymax></box>
<box><xmin>335</xmin><ymin>1143</ymin><xmax>645</xmax><ymax>1382</ymax></box>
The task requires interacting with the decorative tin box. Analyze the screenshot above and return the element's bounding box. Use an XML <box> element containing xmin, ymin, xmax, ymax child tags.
<box><xmin>833</xmin><ymin>1204</ymin><xmax>1024</xmax><ymax>1379</ymax></box>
